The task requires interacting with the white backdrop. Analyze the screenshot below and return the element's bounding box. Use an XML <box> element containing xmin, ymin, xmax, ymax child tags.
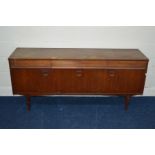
<box><xmin>0</xmin><ymin>26</ymin><xmax>154</xmax><ymax>96</ymax></box>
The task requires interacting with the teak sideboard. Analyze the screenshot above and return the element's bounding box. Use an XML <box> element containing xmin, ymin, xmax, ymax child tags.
<box><xmin>8</xmin><ymin>48</ymin><xmax>149</xmax><ymax>111</ymax></box>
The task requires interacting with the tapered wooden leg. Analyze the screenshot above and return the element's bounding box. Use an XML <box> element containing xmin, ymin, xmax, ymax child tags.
<box><xmin>26</xmin><ymin>96</ymin><xmax>31</xmax><ymax>111</ymax></box>
<box><xmin>124</xmin><ymin>95</ymin><xmax>131</xmax><ymax>111</ymax></box>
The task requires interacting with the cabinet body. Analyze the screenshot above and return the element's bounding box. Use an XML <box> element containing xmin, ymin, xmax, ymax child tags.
<box><xmin>9</xmin><ymin>48</ymin><xmax>149</xmax><ymax>110</ymax></box>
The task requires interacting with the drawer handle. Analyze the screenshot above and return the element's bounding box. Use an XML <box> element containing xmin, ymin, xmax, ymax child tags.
<box><xmin>109</xmin><ymin>73</ymin><xmax>115</xmax><ymax>77</ymax></box>
<box><xmin>42</xmin><ymin>73</ymin><xmax>49</xmax><ymax>77</ymax></box>
<box><xmin>75</xmin><ymin>69</ymin><xmax>83</xmax><ymax>77</ymax></box>
<box><xmin>76</xmin><ymin>73</ymin><xmax>82</xmax><ymax>77</ymax></box>
<box><xmin>76</xmin><ymin>69</ymin><xmax>82</xmax><ymax>73</ymax></box>
<box><xmin>41</xmin><ymin>69</ymin><xmax>50</xmax><ymax>77</ymax></box>
<box><xmin>108</xmin><ymin>70</ymin><xmax>116</xmax><ymax>77</ymax></box>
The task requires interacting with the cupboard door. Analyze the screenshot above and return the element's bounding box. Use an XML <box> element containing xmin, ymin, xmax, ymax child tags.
<box><xmin>49</xmin><ymin>69</ymin><xmax>87</xmax><ymax>93</ymax></box>
<box><xmin>50</xmin><ymin>69</ymin><xmax>108</xmax><ymax>93</ymax></box>
<box><xmin>103</xmin><ymin>69</ymin><xmax>146</xmax><ymax>94</ymax></box>
<box><xmin>11</xmin><ymin>68</ymin><xmax>54</xmax><ymax>93</ymax></box>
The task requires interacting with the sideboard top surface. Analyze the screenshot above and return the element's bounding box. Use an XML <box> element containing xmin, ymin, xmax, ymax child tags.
<box><xmin>9</xmin><ymin>48</ymin><xmax>149</xmax><ymax>61</ymax></box>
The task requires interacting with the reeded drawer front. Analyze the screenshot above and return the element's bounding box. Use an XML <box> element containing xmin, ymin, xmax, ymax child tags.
<box><xmin>11</xmin><ymin>68</ymin><xmax>146</xmax><ymax>94</ymax></box>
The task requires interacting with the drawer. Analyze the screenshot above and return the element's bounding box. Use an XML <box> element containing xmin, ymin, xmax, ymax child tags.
<box><xmin>9</xmin><ymin>59</ymin><xmax>51</xmax><ymax>68</ymax></box>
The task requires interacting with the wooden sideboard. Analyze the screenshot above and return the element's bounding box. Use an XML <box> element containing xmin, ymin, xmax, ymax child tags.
<box><xmin>8</xmin><ymin>48</ymin><xmax>149</xmax><ymax>111</ymax></box>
